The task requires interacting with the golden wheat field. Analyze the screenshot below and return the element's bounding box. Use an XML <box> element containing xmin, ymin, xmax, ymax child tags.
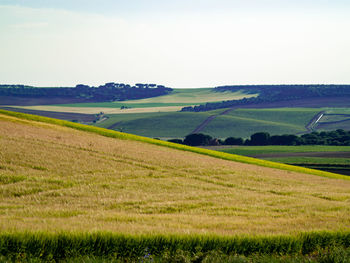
<box><xmin>0</xmin><ymin>113</ymin><xmax>349</xmax><ymax>235</ymax></box>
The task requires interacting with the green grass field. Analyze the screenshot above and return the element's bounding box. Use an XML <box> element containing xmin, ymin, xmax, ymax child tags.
<box><xmin>317</xmin><ymin>119</ymin><xmax>350</xmax><ymax>131</ymax></box>
<box><xmin>216</xmin><ymin>145</ymin><xmax>350</xmax><ymax>155</ymax></box>
<box><xmin>265</xmin><ymin>157</ymin><xmax>350</xmax><ymax>165</ymax></box>
<box><xmin>201</xmin><ymin>108</ymin><xmax>321</xmax><ymax>138</ymax></box>
<box><xmin>225</xmin><ymin>108</ymin><xmax>321</xmax><ymax>126</ymax></box>
<box><xmin>210</xmin><ymin>145</ymin><xmax>350</xmax><ymax>176</ymax></box>
<box><xmin>95</xmin><ymin>112</ymin><xmax>213</xmax><ymax>138</ymax></box>
<box><xmin>92</xmin><ymin>108</ymin><xmax>322</xmax><ymax>139</ymax></box>
<box><xmin>264</xmin><ymin>156</ymin><xmax>350</xmax><ymax>176</ymax></box>
<box><xmin>1</xmin><ymin>110</ymin><xmax>350</xmax><ymax>261</ymax></box>
<box><xmin>325</xmin><ymin>108</ymin><xmax>350</xmax><ymax>114</ymax></box>
<box><xmin>315</xmin><ymin>108</ymin><xmax>350</xmax><ymax>131</ymax></box>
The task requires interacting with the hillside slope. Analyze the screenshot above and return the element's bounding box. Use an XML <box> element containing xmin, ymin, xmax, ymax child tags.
<box><xmin>0</xmin><ymin>112</ymin><xmax>349</xmax><ymax>235</ymax></box>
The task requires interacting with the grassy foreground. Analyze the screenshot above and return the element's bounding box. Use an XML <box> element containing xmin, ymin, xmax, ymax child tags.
<box><xmin>0</xmin><ymin>232</ymin><xmax>349</xmax><ymax>262</ymax></box>
<box><xmin>0</xmin><ymin>109</ymin><xmax>347</xmax><ymax>180</ymax></box>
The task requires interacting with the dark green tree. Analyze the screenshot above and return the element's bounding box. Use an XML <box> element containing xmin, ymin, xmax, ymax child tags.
<box><xmin>250</xmin><ymin>132</ymin><xmax>270</xmax><ymax>145</ymax></box>
<box><xmin>224</xmin><ymin>137</ymin><xmax>244</xmax><ymax>145</ymax></box>
<box><xmin>183</xmin><ymin>133</ymin><xmax>213</xmax><ymax>146</ymax></box>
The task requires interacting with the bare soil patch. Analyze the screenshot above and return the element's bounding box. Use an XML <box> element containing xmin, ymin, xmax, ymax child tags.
<box><xmin>0</xmin><ymin>107</ymin><xmax>95</xmax><ymax>122</ymax></box>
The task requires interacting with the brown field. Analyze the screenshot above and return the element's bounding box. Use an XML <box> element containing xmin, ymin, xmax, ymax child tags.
<box><xmin>12</xmin><ymin>105</ymin><xmax>183</xmax><ymax>114</ymax></box>
<box><xmin>0</xmin><ymin>113</ymin><xmax>350</xmax><ymax>235</ymax></box>
<box><xmin>0</xmin><ymin>107</ymin><xmax>96</xmax><ymax>122</ymax></box>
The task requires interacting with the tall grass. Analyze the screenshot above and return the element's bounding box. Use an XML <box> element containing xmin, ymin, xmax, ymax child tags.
<box><xmin>0</xmin><ymin>232</ymin><xmax>349</xmax><ymax>261</ymax></box>
<box><xmin>0</xmin><ymin>109</ymin><xmax>348</xmax><ymax>181</ymax></box>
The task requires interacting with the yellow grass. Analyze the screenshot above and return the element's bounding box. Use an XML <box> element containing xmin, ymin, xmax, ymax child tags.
<box><xmin>0</xmin><ymin>113</ymin><xmax>350</xmax><ymax>236</ymax></box>
<box><xmin>11</xmin><ymin>105</ymin><xmax>184</xmax><ymax>114</ymax></box>
<box><xmin>124</xmin><ymin>89</ymin><xmax>258</xmax><ymax>104</ymax></box>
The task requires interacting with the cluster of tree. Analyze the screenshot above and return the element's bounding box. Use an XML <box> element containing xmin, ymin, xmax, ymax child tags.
<box><xmin>0</xmin><ymin>83</ymin><xmax>172</xmax><ymax>102</ymax></box>
<box><xmin>168</xmin><ymin>129</ymin><xmax>350</xmax><ymax>146</ymax></box>
<box><xmin>181</xmin><ymin>84</ymin><xmax>350</xmax><ymax>112</ymax></box>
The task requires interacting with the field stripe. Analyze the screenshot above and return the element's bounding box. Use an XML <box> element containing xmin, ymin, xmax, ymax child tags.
<box><xmin>0</xmin><ymin>109</ymin><xmax>348</xmax><ymax>181</ymax></box>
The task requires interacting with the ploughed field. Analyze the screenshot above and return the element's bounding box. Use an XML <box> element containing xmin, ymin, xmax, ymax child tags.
<box><xmin>1</xmin><ymin>112</ymin><xmax>350</xmax><ymax>235</ymax></box>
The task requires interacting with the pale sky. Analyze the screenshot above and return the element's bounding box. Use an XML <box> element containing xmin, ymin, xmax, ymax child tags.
<box><xmin>1</xmin><ymin>0</ymin><xmax>350</xmax><ymax>88</ymax></box>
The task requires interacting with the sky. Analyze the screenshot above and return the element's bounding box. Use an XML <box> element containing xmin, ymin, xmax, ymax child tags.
<box><xmin>1</xmin><ymin>0</ymin><xmax>350</xmax><ymax>88</ymax></box>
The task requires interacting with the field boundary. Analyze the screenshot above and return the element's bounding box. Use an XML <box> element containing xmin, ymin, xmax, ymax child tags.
<box><xmin>0</xmin><ymin>109</ymin><xmax>349</xmax><ymax>181</ymax></box>
<box><xmin>191</xmin><ymin>108</ymin><xmax>236</xmax><ymax>134</ymax></box>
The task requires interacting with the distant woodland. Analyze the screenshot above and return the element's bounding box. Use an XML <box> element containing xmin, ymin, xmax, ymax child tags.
<box><xmin>181</xmin><ymin>85</ymin><xmax>350</xmax><ymax>112</ymax></box>
<box><xmin>0</xmin><ymin>83</ymin><xmax>172</xmax><ymax>102</ymax></box>
<box><xmin>170</xmin><ymin>129</ymin><xmax>350</xmax><ymax>146</ymax></box>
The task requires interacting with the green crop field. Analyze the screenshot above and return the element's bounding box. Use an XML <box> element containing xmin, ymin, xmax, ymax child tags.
<box><xmin>265</xmin><ymin>156</ymin><xmax>350</xmax><ymax>176</ymax></box>
<box><xmin>95</xmin><ymin>112</ymin><xmax>213</xmax><ymax>138</ymax></box>
<box><xmin>215</xmin><ymin>145</ymin><xmax>350</xmax><ymax>156</ymax></box>
<box><xmin>325</xmin><ymin>108</ymin><xmax>350</xmax><ymax>114</ymax></box>
<box><xmin>94</xmin><ymin>112</ymin><xmax>170</xmax><ymax>128</ymax></box>
<box><xmin>209</xmin><ymin>145</ymin><xmax>350</xmax><ymax>176</ymax></box>
<box><xmin>225</xmin><ymin>108</ymin><xmax>321</xmax><ymax>126</ymax></box>
<box><xmin>1</xmin><ymin>110</ymin><xmax>350</xmax><ymax>261</ymax></box>
<box><xmin>264</xmin><ymin>157</ymin><xmax>350</xmax><ymax>165</ymax></box>
<box><xmin>92</xmin><ymin>108</ymin><xmax>323</xmax><ymax>139</ymax></box>
<box><xmin>317</xmin><ymin>119</ymin><xmax>350</xmax><ymax>131</ymax></box>
<box><xmin>315</xmin><ymin>108</ymin><xmax>350</xmax><ymax>131</ymax></box>
<box><xmin>199</xmin><ymin>108</ymin><xmax>320</xmax><ymax>138</ymax></box>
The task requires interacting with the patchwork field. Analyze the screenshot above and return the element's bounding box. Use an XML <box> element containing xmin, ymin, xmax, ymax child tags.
<box><xmin>53</xmin><ymin>88</ymin><xmax>258</xmax><ymax>108</ymax></box>
<box><xmin>4</xmin><ymin>85</ymin><xmax>350</xmax><ymax>141</ymax></box>
<box><xmin>10</xmin><ymin>88</ymin><xmax>256</xmax><ymax>115</ymax></box>
<box><xmin>10</xmin><ymin>105</ymin><xmax>185</xmax><ymax>114</ymax></box>
<box><xmin>93</xmin><ymin>108</ymin><xmax>322</xmax><ymax>139</ymax></box>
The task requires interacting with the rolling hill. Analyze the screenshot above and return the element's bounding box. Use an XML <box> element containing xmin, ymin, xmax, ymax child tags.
<box><xmin>3</xmin><ymin>85</ymin><xmax>350</xmax><ymax>140</ymax></box>
<box><xmin>0</xmin><ymin>110</ymin><xmax>349</xmax><ymax>236</ymax></box>
<box><xmin>1</xmin><ymin>110</ymin><xmax>350</xmax><ymax>261</ymax></box>
<box><xmin>93</xmin><ymin>108</ymin><xmax>321</xmax><ymax>139</ymax></box>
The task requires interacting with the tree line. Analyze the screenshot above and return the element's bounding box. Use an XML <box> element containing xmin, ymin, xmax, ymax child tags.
<box><xmin>168</xmin><ymin>129</ymin><xmax>350</xmax><ymax>146</ymax></box>
<box><xmin>181</xmin><ymin>85</ymin><xmax>350</xmax><ymax>112</ymax></box>
<box><xmin>0</xmin><ymin>83</ymin><xmax>172</xmax><ymax>102</ymax></box>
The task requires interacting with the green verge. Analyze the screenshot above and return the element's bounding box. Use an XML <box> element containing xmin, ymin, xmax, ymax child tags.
<box><xmin>0</xmin><ymin>231</ymin><xmax>349</xmax><ymax>261</ymax></box>
<box><xmin>220</xmin><ymin>145</ymin><xmax>350</xmax><ymax>155</ymax></box>
<box><xmin>0</xmin><ymin>109</ymin><xmax>348</xmax><ymax>181</ymax></box>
